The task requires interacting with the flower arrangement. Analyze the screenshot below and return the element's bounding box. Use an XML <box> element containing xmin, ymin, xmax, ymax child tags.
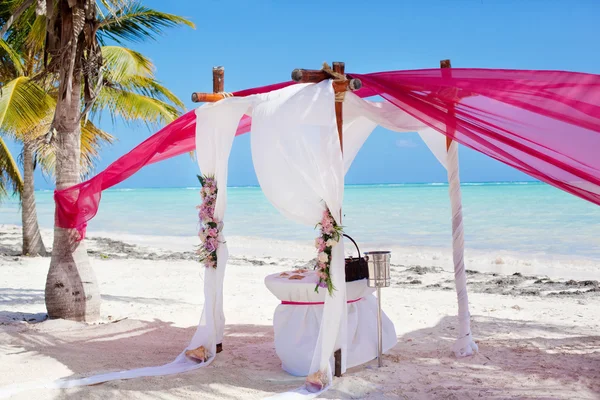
<box><xmin>196</xmin><ymin>174</ymin><xmax>220</xmax><ymax>268</ymax></box>
<box><xmin>314</xmin><ymin>208</ymin><xmax>343</xmax><ymax>295</ymax></box>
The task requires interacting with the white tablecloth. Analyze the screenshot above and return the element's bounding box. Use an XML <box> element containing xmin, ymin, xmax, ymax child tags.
<box><xmin>265</xmin><ymin>269</ymin><xmax>397</xmax><ymax>376</ymax></box>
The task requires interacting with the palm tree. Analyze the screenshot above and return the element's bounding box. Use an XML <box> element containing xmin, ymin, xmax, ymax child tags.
<box><xmin>0</xmin><ymin>1</ymin><xmax>193</xmax><ymax>321</ymax></box>
<box><xmin>0</xmin><ymin>27</ymin><xmax>57</xmax><ymax>256</ymax></box>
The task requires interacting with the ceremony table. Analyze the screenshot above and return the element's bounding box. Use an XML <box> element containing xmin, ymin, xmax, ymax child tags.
<box><xmin>265</xmin><ymin>269</ymin><xmax>397</xmax><ymax>376</ymax></box>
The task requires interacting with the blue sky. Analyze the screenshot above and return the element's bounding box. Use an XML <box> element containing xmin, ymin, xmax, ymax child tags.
<box><xmin>17</xmin><ymin>0</ymin><xmax>600</xmax><ymax>189</ymax></box>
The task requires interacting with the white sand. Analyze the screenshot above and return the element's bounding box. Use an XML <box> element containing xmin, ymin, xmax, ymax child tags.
<box><xmin>0</xmin><ymin>224</ymin><xmax>599</xmax><ymax>399</ymax></box>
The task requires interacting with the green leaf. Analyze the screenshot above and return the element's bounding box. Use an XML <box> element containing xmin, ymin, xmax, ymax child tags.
<box><xmin>92</xmin><ymin>85</ymin><xmax>181</xmax><ymax>127</ymax></box>
<box><xmin>0</xmin><ymin>135</ymin><xmax>23</xmax><ymax>201</ymax></box>
<box><xmin>0</xmin><ymin>76</ymin><xmax>54</xmax><ymax>138</ymax></box>
<box><xmin>101</xmin><ymin>45</ymin><xmax>154</xmax><ymax>83</ymax></box>
<box><xmin>97</xmin><ymin>3</ymin><xmax>195</xmax><ymax>45</ymax></box>
<box><xmin>0</xmin><ymin>38</ymin><xmax>24</xmax><ymax>76</ymax></box>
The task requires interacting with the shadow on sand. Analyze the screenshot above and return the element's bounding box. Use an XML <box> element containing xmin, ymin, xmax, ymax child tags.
<box><xmin>1</xmin><ymin>287</ymin><xmax>599</xmax><ymax>399</ymax></box>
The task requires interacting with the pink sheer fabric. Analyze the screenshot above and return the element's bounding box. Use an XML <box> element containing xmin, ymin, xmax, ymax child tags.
<box><xmin>350</xmin><ymin>69</ymin><xmax>600</xmax><ymax>205</ymax></box>
<box><xmin>54</xmin><ymin>82</ymin><xmax>293</xmax><ymax>236</ymax></box>
<box><xmin>55</xmin><ymin>69</ymin><xmax>600</xmax><ymax>238</ymax></box>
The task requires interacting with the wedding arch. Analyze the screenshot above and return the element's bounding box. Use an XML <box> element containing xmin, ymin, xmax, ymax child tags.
<box><xmin>37</xmin><ymin>60</ymin><xmax>600</xmax><ymax>397</ymax></box>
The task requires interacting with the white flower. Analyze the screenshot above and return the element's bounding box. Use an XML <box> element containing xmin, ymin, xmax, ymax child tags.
<box><xmin>326</xmin><ymin>238</ymin><xmax>337</xmax><ymax>247</ymax></box>
<box><xmin>318</xmin><ymin>252</ymin><xmax>329</xmax><ymax>263</ymax></box>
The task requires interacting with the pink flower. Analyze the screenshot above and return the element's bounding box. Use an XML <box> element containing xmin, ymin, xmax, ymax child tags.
<box><xmin>321</xmin><ymin>217</ymin><xmax>333</xmax><ymax>234</ymax></box>
<box><xmin>205</xmin><ymin>237</ymin><xmax>218</xmax><ymax>253</ymax></box>
<box><xmin>207</xmin><ymin>227</ymin><xmax>219</xmax><ymax>238</ymax></box>
<box><xmin>321</xmin><ymin>210</ymin><xmax>334</xmax><ymax>226</ymax></box>
<box><xmin>318</xmin><ymin>281</ymin><xmax>328</xmax><ymax>288</ymax></box>
<box><xmin>315</xmin><ymin>237</ymin><xmax>326</xmax><ymax>252</ymax></box>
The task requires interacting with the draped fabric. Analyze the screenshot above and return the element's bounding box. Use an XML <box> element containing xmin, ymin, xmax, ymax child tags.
<box><xmin>188</xmin><ymin>97</ymin><xmax>254</xmax><ymax>365</ymax></box>
<box><xmin>55</xmin><ymin>68</ymin><xmax>600</xmax><ymax>239</ymax></box>
<box><xmin>54</xmin><ymin>82</ymin><xmax>293</xmax><ymax>239</ymax></box>
<box><xmin>250</xmin><ymin>81</ymin><xmax>347</xmax><ymax>386</ymax></box>
<box><xmin>264</xmin><ymin>271</ymin><xmax>397</xmax><ymax>377</ymax></box>
<box><xmin>0</xmin><ymin>94</ymin><xmax>255</xmax><ymax>400</ymax></box>
<box><xmin>350</xmin><ymin>69</ymin><xmax>600</xmax><ymax>205</ymax></box>
<box><xmin>10</xmin><ymin>68</ymin><xmax>600</xmax><ymax>399</ymax></box>
<box><xmin>446</xmin><ymin>141</ymin><xmax>478</xmax><ymax>357</ymax></box>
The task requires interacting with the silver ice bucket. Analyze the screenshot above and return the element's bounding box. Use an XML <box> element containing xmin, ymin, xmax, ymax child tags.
<box><xmin>364</xmin><ymin>251</ymin><xmax>391</xmax><ymax>288</ymax></box>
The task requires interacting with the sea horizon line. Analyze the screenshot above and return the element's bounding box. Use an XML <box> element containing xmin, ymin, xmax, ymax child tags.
<box><xmin>32</xmin><ymin>180</ymin><xmax>542</xmax><ymax>192</ymax></box>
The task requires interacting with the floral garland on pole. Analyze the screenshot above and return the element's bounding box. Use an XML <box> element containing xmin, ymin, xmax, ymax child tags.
<box><xmin>196</xmin><ymin>174</ymin><xmax>220</xmax><ymax>268</ymax></box>
<box><xmin>314</xmin><ymin>208</ymin><xmax>343</xmax><ymax>295</ymax></box>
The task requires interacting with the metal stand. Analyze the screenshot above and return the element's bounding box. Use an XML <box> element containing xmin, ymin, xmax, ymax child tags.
<box><xmin>365</xmin><ymin>250</ymin><xmax>391</xmax><ymax>368</ymax></box>
<box><xmin>376</xmin><ymin>287</ymin><xmax>383</xmax><ymax>367</ymax></box>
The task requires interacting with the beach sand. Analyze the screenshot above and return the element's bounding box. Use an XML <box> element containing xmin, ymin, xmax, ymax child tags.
<box><xmin>0</xmin><ymin>223</ymin><xmax>599</xmax><ymax>399</ymax></box>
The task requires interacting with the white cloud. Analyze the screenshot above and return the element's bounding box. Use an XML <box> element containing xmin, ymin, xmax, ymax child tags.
<box><xmin>395</xmin><ymin>139</ymin><xmax>418</xmax><ymax>148</ymax></box>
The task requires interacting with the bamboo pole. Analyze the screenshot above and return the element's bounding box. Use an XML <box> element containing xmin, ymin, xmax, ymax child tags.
<box><xmin>212</xmin><ymin>66</ymin><xmax>225</xmax><ymax>355</ymax></box>
<box><xmin>291</xmin><ymin>62</ymin><xmax>360</xmax><ymax>378</ymax></box>
<box><xmin>191</xmin><ymin>66</ymin><xmax>228</xmax><ymax>103</ymax></box>
<box><xmin>441</xmin><ymin>59</ymin><xmax>454</xmax><ymax>150</ymax></box>
<box><xmin>442</xmin><ymin>59</ymin><xmax>478</xmax><ymax>357</ymax></box>
<box><xmin>213</xmin><ymin>66</ymin><xmax>224</xmax><ymax>93</ymax></box>
<box><xmin>332</xmin><ymin>62</ymin><xmax>345</xmax><ymax>154</ymax></box>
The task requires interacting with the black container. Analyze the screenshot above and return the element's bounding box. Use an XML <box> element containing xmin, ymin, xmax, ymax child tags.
<box><xmin>344</xmin><ymin>234</ymin><xmax>369</xmax><ymax>282</ymax></box>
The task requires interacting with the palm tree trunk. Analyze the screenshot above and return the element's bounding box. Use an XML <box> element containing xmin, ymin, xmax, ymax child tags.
<box><xmin>21</xmin><ymin>140</ymin><xmax>48</xmax><ymax>257</ymax></box>
<box><xmin>45</xmin><ymin>0</ymin><xmax>100</xmax><ymax>322</ymax></box>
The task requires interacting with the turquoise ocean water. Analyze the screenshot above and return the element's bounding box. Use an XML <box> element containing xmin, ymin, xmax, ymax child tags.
<box><xmin>2</xmin><ymin>182</ymin><xmax>600</xmax><ymax>259</ymax></box>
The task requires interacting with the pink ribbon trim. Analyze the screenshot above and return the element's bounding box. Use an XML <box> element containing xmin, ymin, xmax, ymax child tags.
<box><xmin>281</xmin><ymin>298</ymin><xmax>363</xmax><ymax>306</ymax></box>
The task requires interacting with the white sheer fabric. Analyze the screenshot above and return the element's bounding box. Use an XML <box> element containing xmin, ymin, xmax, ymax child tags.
<box><xmin>0</xmin><ymin>83</ymin><xmax>477</xmax><ymax>400</ymax></box>
<box><xmin>0</xmin><ymin>98</ymin><xmax>254</xmax><ymax>400</ymax></box>
<box><xmin>265</xmin><ymin>271</ymin><xmax>397</xmax><ymax>376</ymax></box>
<box><xmin>343</xmin><ymin>93</ymin><xmax>475</xmax><ymax>357</ymax></box>
<box><xmin>250</xmin><ymin>81</ymin><xmax>347</xmax><ymax>385</ymax></box>
<box><xmin>446</xmin><ymin>141</ymin><xmax>478</xmax><ymax>357</ymax></box>
<box><xmin>185</xmin><ymin>98</ymin><xmax>254</xmax><ymax>362</ymax></box>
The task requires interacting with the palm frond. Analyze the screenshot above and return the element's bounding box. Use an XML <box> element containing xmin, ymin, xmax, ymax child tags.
<box><xmin>101</xmin><ymin>45</ymin><xmax>153</xmax><ymax>82</ymax></box>
<box><xmin>0</xmin><ymin>38</ymin><xmax>23</xmax><ymax>77</ymax></box>
<box><xmin>112</xmin><ymin>75</ymin><xmax>185</xmax><ymax>111</ymax></box>
<box><xmin>92</xmin><ymin>86</ymin><xmax>181</xmax><ymax>126</ymax></box>
<box><xmin>100</xmin><ymin>45</ymin><xmax>185</xmax><ymax>112</ymax></box>
<box><xmin>0</xmin><ymin>76</ymin><xmax>55</xmax><ymax>138</ymax></box>
<box><xmin>0</xmin><ymin>135</ymin><xmax>23</xmax><ymax>201</ymax></box>
<box><xmin>24</xmin><ymin>14</ymin><xmax>46</xmax><ymax>57</ymax></box>
<box><xmin>96</xmin><ymin>0</ymin><xmax>134</xmax><ymax>21</ymax></box>
<box><xmin>97</xmin><ymin>3</ymin><xmax>194</xmax><ymax>44</ymax></box>
<box><xmin>0</xmin><ymin>0</ymin><xmax>35</xmax><ymax>38</ymax></box>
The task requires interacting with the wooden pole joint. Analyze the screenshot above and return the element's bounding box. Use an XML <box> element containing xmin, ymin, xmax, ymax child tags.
<box><xmin>291</xmin><ymin>62</ymin><xmax>362</xmax><ymax>98</ymax></box>
<box><xmin>191</xmin><ymin>66</ymin><xmax>228</xmax><ymax>103</ymax></box>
